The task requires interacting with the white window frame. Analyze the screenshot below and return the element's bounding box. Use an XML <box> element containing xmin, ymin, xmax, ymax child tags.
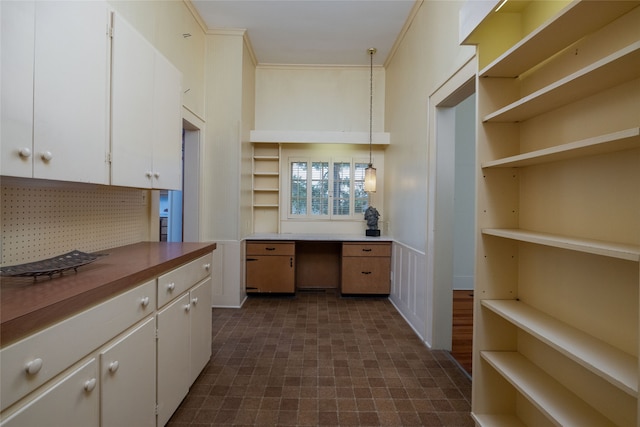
<box><xmin>287</xmin><ymin>157</ymin><xmax>370</xmax><ymax>220</ymax></box>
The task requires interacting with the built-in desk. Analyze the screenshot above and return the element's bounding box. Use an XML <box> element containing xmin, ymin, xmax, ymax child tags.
<box><xmin>245</xmin><ymin>234</ymin><xmax>393</xmax><ymax>295</ymax></box>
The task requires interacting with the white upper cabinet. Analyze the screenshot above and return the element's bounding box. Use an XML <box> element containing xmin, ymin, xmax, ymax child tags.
<box><xmin>1</xmin><ymin>1</ymin><xmax>110</xmax><ymax>184</ymax></box>
<box><xmin>111</xmin><ymin>12</ymin><xmax>182</xmax><ymax>190</ymax></box>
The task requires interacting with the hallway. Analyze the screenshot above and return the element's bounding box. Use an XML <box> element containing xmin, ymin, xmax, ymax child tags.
<box><xmin>167</xmin><ymin>290</ymin><xmax>473</xmax><ymax>426</ymax></box>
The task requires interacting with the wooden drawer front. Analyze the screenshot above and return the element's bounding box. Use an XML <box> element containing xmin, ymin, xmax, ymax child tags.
<box><xmin>246</xmin><ymin>241</ymin><xmax>295</xmax><ymax>256</ymax></box>
<box><xmin>342</xmin><ymin>242</ymin><xmax>391</xmax><ymax>257</ymax></box>
<box><xmin>341</xmin><ymin>257</ymin><xmax>391</xmax><ymax>294</ymax></box>
<box><xmin>157</xmin><ymin>252</ymin><xmax>212</xmax><ymax>308</ymax></box>
<box><xmin>0</xmin><ymin>280</ymin><xmax>155</xmax><ymax>411</ymax></box>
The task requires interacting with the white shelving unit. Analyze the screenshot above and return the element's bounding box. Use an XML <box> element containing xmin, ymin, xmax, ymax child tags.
<box><xmin>252</xmin><ymin>143</ymin><xmax>280</xmax><ymax>233</ymax></box>
<box><xmin>465</xmin><ymin>1</ymin><xmax>640</xmax><ymax>426</ymax></box>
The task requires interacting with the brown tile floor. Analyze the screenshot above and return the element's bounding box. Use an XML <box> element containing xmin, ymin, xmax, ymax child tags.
<box><xmin>167</xmin><ymin>290</ymin><xmax>473</xmax><ymax>426</ymax></box>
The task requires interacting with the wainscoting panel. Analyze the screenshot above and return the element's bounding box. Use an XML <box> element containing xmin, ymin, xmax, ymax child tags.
<box><xmin>389</xmin><ymin>242</ymin><xmax>429</xmax><ymax>345</ymax></box>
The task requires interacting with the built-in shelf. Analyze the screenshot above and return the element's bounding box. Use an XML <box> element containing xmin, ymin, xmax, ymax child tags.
<box><xmin>480</xmin><ymin>0</ymin><xmax>640</xmax><ymax>78</ymax></box>
<box><xmin>250</xmin><ymin>130</ymin><xmax>390</xmax><ymax>145</ymax></box>
<box><xmin>483</xmin><ymin>299</ymin><xmax>638</xmax><ymax>396</ymax></box>
<box><xmin>483</xmin><ymin>41</ymin><xmax>640</xmax><ymax>123</ymax></box>
<box><xmin>482</xmin><ymin>128</ymin><xmax>640</xmax><ymax>168</ymax></box>
<box><xmin>471</xmin><ymin>414</ymin><xmax>527</xmax><ymax>427</ymax></box>
<box><xmin>253</xmin><ymin>155</ymin><xmax>279</xmax><ymax>160</ymax></box>
<box><xmin>253</xmin><ymin>172</ymin><xmax>279</xmax><ymax>176</ymax></box>
<box><xmin>254</xmin><ymin>188</ymin><xmax>279</xmax><ymax>192</ymax></box>
<box><xmin>481</xmin><ymin>351</ymin><xmax>617</xmax><ymax>426</ymax></box>
<box><xmin>253</xmin><ymin>204</ymin><xmax>278</xmax><ymax>208</ymax></box>
<box><xmin>482</xmin><ymin>228</ymin><xmax>640</xmax><ymax>262</ymax></box>
<box><xmin>252</xmin><ymin>143</ymin><xmax>281</xmax><ymax>234</ymax></box>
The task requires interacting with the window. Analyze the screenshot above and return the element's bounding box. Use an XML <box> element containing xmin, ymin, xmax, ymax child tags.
<box><xmin>289</xmin><ymin>158</ymin><xmax>369</xmax><ymax>219</ymax></box>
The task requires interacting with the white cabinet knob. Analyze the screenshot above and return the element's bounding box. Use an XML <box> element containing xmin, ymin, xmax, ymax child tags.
<box><xmin>145</xmin><ymin>171</ymin><xmax>153</xmax><ymax>178</ymax></box>
<box><xmin>167</xmin><ymin>283</ymin><xmax>175</xmax><ymax>292</ymax></box>
<box><xmin>184</xmin><ymin>303</ymin><xmax>191</xmax><ymax>312</ymax></box>
<box><xmin>153</xmin><ymin>172</ymin><xmax>160</xmax><ymax>179</ymax></box>
<box><xmin>19</xmin><ymin>147</ymin><xmax>32</xmax><ymax>158</ymax></box>
<box><xmin>25</xmin><ymin>358</ymin><xmax>43</xmax><ymax>375</ymax></box>
<box><xmin>108</xmin><ymin>361</ymin><xmax>119</xmax><ymax>373</ymax></box>
<box><xmin>140</xmin><ymin>296</ymin><xmax>150</xmax><ymax>308</ymax></box>
<box><xmin>191</xmin><ymin>297</ymin><xmax>198</xmax><ymax>305</ymax></box>
<box><xmin>84</xmin><ymin>378</ymin><xmax>97</xmax><ymax>392</ymax></box>
<box><xmin>204</xmin><ymin>263</ymin><xmax>211</xmax><ymax>271</ymax></box>
<box><xmin>41</xmin><ymin>151</ymin><xmax>53</xmax><ymax>161</ymax></box>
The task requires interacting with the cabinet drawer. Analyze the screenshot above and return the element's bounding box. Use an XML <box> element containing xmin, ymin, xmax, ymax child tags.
<box><xmin>341</xmin><ymin>257</ymin><xmax>390</xmax><ymax>294</ymax></box>
<box><xmin>0</xmin><ymin>280</ymin><xmax>155</xmax><ymax>411</ymax></box>
<box><xmin>342</xmin><ymin>242</ymin><xmax>391</xmax><ymax>257</ymax></box>
<box><xmin>246</xmin><ymin>241</ymin><xmax>295</xmax><ymax>256</ymax></box>
<box><xmin>157</xmin><ymin>253</ymin><xmax>212</xmax><ymax>308</ymax></box>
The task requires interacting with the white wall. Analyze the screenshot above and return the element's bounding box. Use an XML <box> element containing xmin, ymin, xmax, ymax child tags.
<box><xmin>385</xmin><ymin>0</ymin><xmax>476</xmax><ymax>347</ymax></box>
<box><xmin>453</xmin><ymin>93</ymin><xmax>476</xmax><ymax>290</ymax></box>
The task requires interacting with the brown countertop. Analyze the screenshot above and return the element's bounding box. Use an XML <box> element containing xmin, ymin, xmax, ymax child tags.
<box><xmin>0</xmin><ymin>242</ymin><xmax>216</xmax><ymax>347</ymax></box>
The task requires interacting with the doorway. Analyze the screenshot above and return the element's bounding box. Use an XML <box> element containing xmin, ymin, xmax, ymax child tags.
<box><xmin>160</xmin><ymin>119</ymin><xmax>201</xmax><ymax>242</ymax></box>
<box><xmin>426</xmin><ymin>57</ymin><xmax>476</xmax><ymax>376</ymax></box>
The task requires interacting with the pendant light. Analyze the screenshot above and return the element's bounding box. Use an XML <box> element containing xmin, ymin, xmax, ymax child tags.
<box><xmin>364</xmin><ymin>47</ymin><xmax>377</xmax><ymax>193</ymax></box>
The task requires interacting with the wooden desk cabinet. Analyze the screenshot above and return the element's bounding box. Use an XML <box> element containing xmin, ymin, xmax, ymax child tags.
<box><xmin>341</xmin><ymin>242</ymin><xmax>391</xmax><ymax>294</ymax></box>
<box><xmin>246</xmin><ymin>241</ymin><xmax>295</xmax><ymax>293</ymax></box>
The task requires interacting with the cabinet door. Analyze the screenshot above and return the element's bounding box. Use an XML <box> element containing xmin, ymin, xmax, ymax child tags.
<box><xmin>0</xmin><ymin>0</ymin><xmax>35</xmax><ymax>178</ymax></box>
<box><xmin>157</xmin><ymin>293</ymin><xmax>190</xmax><ymax>427</ymax></box>
<box><xmin>100</xmin><ymin>317</ymin><xmax>156</xmax><ymax>427</ymax></box>
<box><xmin>151</xmin><ymin>53</ymin><xmax>183</xmax><ymax>190</ymax></box>
<box><xmin>0</xmin><ymin>358</ymin><xmax>98</xmax><ymax>427</ymax></box>
<box><xmin>246</xmin><ymin>255</ymin><xmax>295</xmax><ymax>293</ymax></box>
<box><xmin>33</xmin><ymin>1</ymin><xmax>109</xmax><ymax>184</ymax></box>
<box><xmin>190</xmin><ymin>278</ymin><xmax>212</xmax><ymax>384</ymax></box>
<box><xmin>111</xmin><ymin>12</ymin><xmax>155</xmax><ymax>189</ymax></box>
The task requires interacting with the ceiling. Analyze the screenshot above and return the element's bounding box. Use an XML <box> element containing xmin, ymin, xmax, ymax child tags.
<box><xmin>190</xmin><ymin>0</ymin><xmax>419</xmax><ymax>66</ymax></box>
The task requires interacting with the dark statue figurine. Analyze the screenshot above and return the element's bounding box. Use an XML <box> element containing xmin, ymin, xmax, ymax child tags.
<box><xmin>364</xmin><ymin>206</ymin><xmax>380</xmax><ymax>230</ymax></box>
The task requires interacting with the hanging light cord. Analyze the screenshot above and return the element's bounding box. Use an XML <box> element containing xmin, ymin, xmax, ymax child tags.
<box><xmin>368</xmin><ymin>47</ymin><xmax>375</xmax><ymax>166</ymax></box>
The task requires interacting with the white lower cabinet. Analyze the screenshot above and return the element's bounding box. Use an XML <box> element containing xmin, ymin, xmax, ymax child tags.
<box><xmin>1</xmin><ymin>358</ymin><xmax>99</xmax><ymax>427</ymax></box>
<box><xmin>157</xmin><ymin>294</ymin><xmax>191</xmax><ymax>427</ymax></box>
<box><xmin>0</xmin><ymin>251</ymin><xmax>213</xmax><ymax>427</ymax></box>
<box><xmin>190</xmin><ymin>278</ymin><xmax>212</xmax><ymax>384</ymax></box>
<box><xmin>100</xmin><ymin>317</ymin><xmax>156</xmax><ymax>427</ymax></box>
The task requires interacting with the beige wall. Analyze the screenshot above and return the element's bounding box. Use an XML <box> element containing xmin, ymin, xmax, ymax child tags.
<box><xmin>385</xmin><ymin>0</ymin><xmax>475</xmax><ymax>251</ymax></box>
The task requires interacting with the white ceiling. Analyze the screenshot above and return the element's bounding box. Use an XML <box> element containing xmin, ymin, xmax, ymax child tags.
<box><xmin>190</xmin><ymin>0</ymin><xmax>419</xmax><ymax>66</ymax></box>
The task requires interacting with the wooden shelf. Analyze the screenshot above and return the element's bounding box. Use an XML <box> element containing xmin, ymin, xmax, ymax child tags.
<box><xmin>482</xmin><ymin>228</ymin><xmax>640</xmax><ymax>262</ymax></box>
<box><xmin>253</xmin><ymin>188</ymin><xmax>279</xmax><ymax>192</ymax></box>
<box><xmin>483</xmin><ymin>41</ymin><xmax>640</xmax><ymax>123</ymax></box>
<box><xmin>471</xmin><ymin>414</ymin><xmax>526</xmax><ymax>427</ymax></box>
<box><xmin>253</xmin><ymin>155</ymin><xmax>279</xmax><ymax>160</ymax></box>
<box><xmin>481</xmin><ymin>351</ymin><xmax>617</xmax><ymax>426</ymax></box>
<box><xmin>483</xmin><ymin>299</ymin><xmax>637</xmax><ymax>396</ymax></box>
<box><xmin>482</xmin><ymin>128</ymin><xmax>640</xmax><ymax>168</ymax></box>
<box><xmin>480</xmin><ymin>1</ymin><xmax>640</xmax><ymax>78</ymax></box>
<box><xmin>253</xmin><ymin>172</ymin><xmax>279</xmax><ymax>176</ymax></box>
<box><xmin>253</xmin><ymin>204</ymin><xmax>279</xmax><ymax>208</ymax></box>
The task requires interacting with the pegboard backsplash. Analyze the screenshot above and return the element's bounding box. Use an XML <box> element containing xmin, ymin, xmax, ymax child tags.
<box><xmin>1</xmin><ymin>179</ymin><xmax>151</xmax><ymax>266</ymax></box>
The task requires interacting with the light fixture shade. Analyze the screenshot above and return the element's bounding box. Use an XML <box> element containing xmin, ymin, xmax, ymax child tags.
<box><xmin>364</xmin><ymin>165</ymin><xmax>377</xmax><ymax>193</ymax></box>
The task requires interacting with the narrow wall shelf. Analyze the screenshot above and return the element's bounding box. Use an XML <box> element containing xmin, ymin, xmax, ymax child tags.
<box><xmin>483</xmin><ymin>299</ymin><xmax>637</xmax><ymax>396</ymax></box>
<box><xmin>483</xmin><ymin>42</ymin><xmax>640</xmax><ymax>123</ymax></box>
<box><xmin>481</xmin><ymin>351</ymin><xmax>617</xmax><ymax>426</ymax></box>
<box><xmin>482</xmin><ymin>128</ymin><xmax>640</xmax><ymax>168</ymax></box>
<box><xmin>482</xmin><ymin>228</ymin><xmax>640</xmax><ymax>262</ymax></box>
<box><xmin>480</xmin><ymin>0</ymin><xmax>640</xmax><ymax>78</ymax></box>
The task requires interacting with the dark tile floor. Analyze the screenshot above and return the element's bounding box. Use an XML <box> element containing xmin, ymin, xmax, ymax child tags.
<box><xmin>167</xmin><ymin>290</ymin><xmax>474</xmax><ymax>426</ymax></box>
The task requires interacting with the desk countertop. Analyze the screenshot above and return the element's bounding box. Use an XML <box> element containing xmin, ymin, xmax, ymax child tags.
<box><xmin>0</xmin><ymin>242</ymin><xmax>216</xmax><ymax>346</ymax></box>
<box><xmin>245</xmin><ymin>233</ymin><xmax>394</xmax><ymax>242</ymax></box>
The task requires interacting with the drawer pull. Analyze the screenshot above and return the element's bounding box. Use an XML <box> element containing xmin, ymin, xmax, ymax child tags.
<box><xmin>108</xmin><ymin>361</ymin><xmax>120</xmax><ymax>374</ymax></box>
<box><xmin>140</xmin><ymin>296</ymin><xmax>150</xmax><ymax>308</ymax></box>
<box><xmin>167</xmin><ymin>283</ymin><xmax>175</xmax><ymax>292</ymax></box>
<box><xmin>246</xmin><ymin>258</ymin><xmax>258</xmax><ymax>262</ymax></box>
<box><xmin>362</xmin><ymin>248</ymin><xmax>372</xmax><ymax>252</ymax></box>
<box><xmin>84</xmin><ymin>378</ymin><xmax>97</xmax><ymax>392</ymax></box>
<box><xmin>204</xmin><ymin>263</ymin><xmax>211</xmax><ymax>271</ymax></box>
<box><xmin>265</xmin><ymin>247</ymin><xmax>276</xmax><ymax>251</ymax></box>
<box><xmin>361</xmin><ymin>271</ymin><xmax>372</xmax><ymax>275</ymax></box>
<box><xmin>192</xmin><ymin>297</ymin><xmax>199</xmax><ymax>305</ymax></box>
<box><xmin>25</xmin><ymin>358</ymin><xmax>43</xmax><ymax>375</ymax></box>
